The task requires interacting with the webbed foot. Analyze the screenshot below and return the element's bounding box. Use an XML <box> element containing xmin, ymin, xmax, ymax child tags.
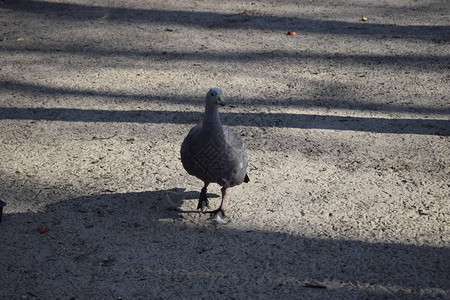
<box><xmin>210</xmin><ymin>207</ymin><xmax>230</xmax><ymax>224</ymax></box>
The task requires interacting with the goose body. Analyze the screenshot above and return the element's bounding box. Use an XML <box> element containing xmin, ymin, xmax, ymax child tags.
<box><xmin>180</xmin><ymin>88</ymin><xmax>249</xmax><ymax>221</ymax></box>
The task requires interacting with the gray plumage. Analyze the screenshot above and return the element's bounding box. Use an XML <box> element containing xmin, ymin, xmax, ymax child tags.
<box><xmin>180</xmin><ymin>88</ymin><xmax>249</xmax><ymax>220</ymax></box>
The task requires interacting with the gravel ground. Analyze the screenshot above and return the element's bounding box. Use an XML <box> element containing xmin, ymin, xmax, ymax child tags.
<box><xmin>0</xmin><ymin>0</ymin><xmax>449</xmax><ymax>299</ymax></box>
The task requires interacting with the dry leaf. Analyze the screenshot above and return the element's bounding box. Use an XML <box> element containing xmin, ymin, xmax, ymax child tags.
<box><xmin>38</xmin><ymin>224</ymin><xmax>48</xmax><ymax>234</ymax></box>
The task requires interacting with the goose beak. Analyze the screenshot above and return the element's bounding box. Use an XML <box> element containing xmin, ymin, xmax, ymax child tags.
<box><xmin>216</xmin><ymin>94</ymin><xmax>225</xmax><ymax>106</ymax></box>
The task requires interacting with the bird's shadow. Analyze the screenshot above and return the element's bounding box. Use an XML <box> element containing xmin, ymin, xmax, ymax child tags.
<box><xmin>83</xmin><ymin>187</ymin><xmax>220</xmax><ymax>219</ymax></box>
<box><xmin>1</xmin><ymin>188</ymin><xmax>220</xmax><ymax>227</ymax></box>
<box><xmin>165</xmin><ymin>188</ymin><xmax>220</xmax><ymax>215</ymax></box>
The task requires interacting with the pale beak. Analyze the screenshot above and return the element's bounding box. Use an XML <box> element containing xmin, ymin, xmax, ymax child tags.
<box><xmin>216</xmin><ymin>94</ymin><xmax>225</xmax><ymax>106</ymax></box>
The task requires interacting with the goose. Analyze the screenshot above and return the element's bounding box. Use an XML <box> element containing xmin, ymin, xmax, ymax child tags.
<box><xmin>180</xmin><ymin>88</ymin><xmax>249</xmax><ymax>223</ymax></box>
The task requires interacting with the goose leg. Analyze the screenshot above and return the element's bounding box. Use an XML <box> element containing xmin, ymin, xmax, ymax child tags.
<box><xmin>197</xmin><ymin>182</ymin><xmax>210</xmax><ymax>212</ymax></box>
<box><xmin>209</xmin><ymin>186</ymin><xmax>230</xmax><ymax>224</ymax></box>
<box><xmin>210</xmin><ymin>186</ymin><xmax>228</xmax><ymax>217</ymax></box>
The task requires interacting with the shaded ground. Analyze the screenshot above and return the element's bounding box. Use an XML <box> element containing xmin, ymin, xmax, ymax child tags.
<box><xmin>0</xmin><ymin>0</ymin><xmax>449</xmax><ymax>299</ymax></box>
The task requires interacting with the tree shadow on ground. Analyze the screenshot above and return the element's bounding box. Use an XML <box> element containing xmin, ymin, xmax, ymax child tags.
<box><xmin>1</xmin><ymin>79</ymin><xmax>449</xmax><ymax>136</ymax></box>
<box><xmin>2</xmin><ymin>80</ymin><xmax>450</xmax><ymax>116</ymax></box>
<box><xmin>1</xmin><ymin>106</ymin><xmax>449</xmax><ymax>136</ymax></box>
<box><xmin>0</xmin><ymin>188</ymin><xmax>448</xmax><ymax>299</ymax></box>
<box><xmin>2</xmin><ymin>46</ymin><xmax>448</xmax><ymax>73</ymax></box>
<box><xmin>5</xmin><ymin>0</ymin><xmax>450</xmax><ymax>40</ymax></box>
